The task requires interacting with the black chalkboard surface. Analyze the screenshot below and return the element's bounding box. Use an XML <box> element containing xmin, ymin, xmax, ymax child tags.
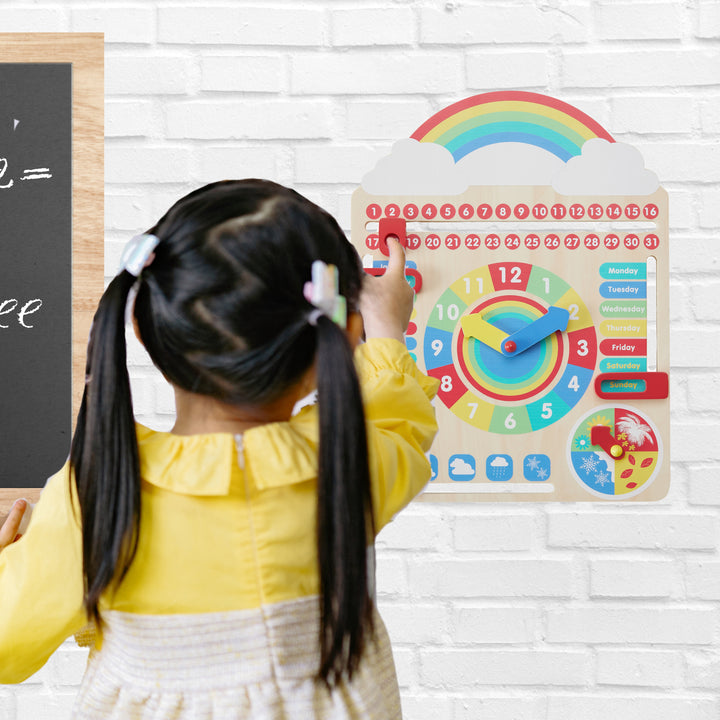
<box><xmin>0</xmin><ymin>64</ymin><xmax>72</xmax><ymax>487</ymax></box>
<box><xmin>0</xmin><ymin>34</ymin><xmax>102</xmax><ymax>512</ymax></box>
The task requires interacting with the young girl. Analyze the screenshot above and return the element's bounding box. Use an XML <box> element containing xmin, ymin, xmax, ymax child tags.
<box><xmin>0</xmin><ymin>180</ymin><xmax>438</xmax><ymax>718</ymax></box>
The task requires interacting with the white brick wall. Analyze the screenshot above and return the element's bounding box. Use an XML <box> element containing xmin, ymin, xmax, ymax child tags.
<box><xmin>1</xmin><ymin>2</ymin><xmax>719</xmax><ymax>719</ymax></box>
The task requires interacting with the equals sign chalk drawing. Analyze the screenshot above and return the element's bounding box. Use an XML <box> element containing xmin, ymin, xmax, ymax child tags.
<box><xmin>21</xmin><ymin>168</ymin><xmax>52</xmax><ymax>180</ymax></box>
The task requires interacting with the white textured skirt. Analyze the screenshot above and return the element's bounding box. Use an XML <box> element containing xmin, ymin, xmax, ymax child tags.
<box><xmin>73</xmin><ymin>596</ymin><xmax>401</xmax><ymax>719</ymax></box>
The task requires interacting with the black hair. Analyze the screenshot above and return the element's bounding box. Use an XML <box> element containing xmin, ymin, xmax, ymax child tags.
<box><xmin>70</xmin><ymin>179</ymin><xmax>375</xmax><ymax>686</ymax></box>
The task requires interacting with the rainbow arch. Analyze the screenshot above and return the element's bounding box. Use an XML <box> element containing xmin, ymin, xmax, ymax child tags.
<box><xmin>411</xmin><ymin>91</ymin><xmax>614</xmax><ymax>163</ymax></box>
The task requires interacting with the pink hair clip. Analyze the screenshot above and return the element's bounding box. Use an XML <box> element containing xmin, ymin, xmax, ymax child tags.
<box><xmin>303</xmin><ymin>261</ymin><xmax>347</xmax><ymax>327</ymax></box>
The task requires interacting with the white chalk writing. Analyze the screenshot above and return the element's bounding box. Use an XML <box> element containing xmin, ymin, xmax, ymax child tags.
<box><xmin>0</xmin><ymin>158</ymin><xmax>52</xmax><ymax>188</ymax></box>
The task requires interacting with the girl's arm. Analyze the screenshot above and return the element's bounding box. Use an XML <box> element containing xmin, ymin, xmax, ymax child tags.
<box><xmin>0</xmin><ymin>466</ymin><xmax>88</xmax><ymax>683</ymax></box>
<box><xmin>359</xmin><ymin>237</ymin><xmax>414</xmax><ymax>344</ymax></box>
<box><xmin>356</xmin><ymin>238</ymin><xmax>440</xmax><ymax>531</ymax></box>
<box><xmin>357</xmin><ymin>338</ymin><xmax>439</xmax><ymax>532</ymax></box>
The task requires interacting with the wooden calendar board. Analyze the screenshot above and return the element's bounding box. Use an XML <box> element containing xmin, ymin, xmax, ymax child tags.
<box><xmin>351</xmin><ymin>92</ymin><xmax>669</xmax><ymax>502</ymax></box>
<box><xmin>0</xmin><ymin>35</ymin><xmax>103</xmax><ymax>511</ymax></box>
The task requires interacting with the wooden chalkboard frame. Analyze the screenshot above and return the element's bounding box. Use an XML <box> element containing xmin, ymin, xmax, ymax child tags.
<box><xmin>0</xmin><ymin>34</ymin><xmax>103</xmax><ymax>512</ymax></box>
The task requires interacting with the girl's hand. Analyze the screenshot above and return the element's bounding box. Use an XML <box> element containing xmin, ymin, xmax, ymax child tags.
<box><xmin>0</xmin><ymin>499</ymin><xmax>28</xmax><ymax>552</ymax></box>
<box><xmin>360</xmin><ymin>238</ymin><xmax>414</xmax><ymax>343</ymax></box>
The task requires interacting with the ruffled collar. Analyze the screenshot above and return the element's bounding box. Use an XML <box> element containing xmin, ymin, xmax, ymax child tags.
<box><xmin>135</xmin><ymin>408</ymin><xmax>319</xmax><ymax>496</ymax></box>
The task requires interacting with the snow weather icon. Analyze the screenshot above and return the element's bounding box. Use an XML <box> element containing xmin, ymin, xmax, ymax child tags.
<box><xmin>523</xmin><ymin>454</ymin><xmax>551</xmax><ymax>482</ymax></box>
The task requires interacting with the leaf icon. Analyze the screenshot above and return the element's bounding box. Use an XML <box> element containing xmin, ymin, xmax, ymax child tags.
<box><xmin>621</xmin><ymin>469</ymin><xmax>634</xmax><ymax>479</ymax></box>
<box><xmin>628</xmin><ymin>454</ymin><xmax>636</xmax><ymax>466</ymax></box>
<box><xmin>640</xmin><ymin>457</ymin><xmax>654</xmax><ymax>468</ymax></box>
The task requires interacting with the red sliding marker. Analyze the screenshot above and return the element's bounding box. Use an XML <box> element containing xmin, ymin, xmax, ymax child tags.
<box><xmin>594</xmin><ymin>372</ymin><xmax>669</xmax><ymax>400</ymax></box>
<box><xmin>377</xmin><ymin>217</ymin><xmax>407</xmax><ymax>256</ymax></box>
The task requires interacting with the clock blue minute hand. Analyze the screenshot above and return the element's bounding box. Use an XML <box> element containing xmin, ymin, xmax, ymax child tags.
<box><xmin>501</xmin><ymin>306</ymin><xmax>570</xmax><ymax>357</ymax></box>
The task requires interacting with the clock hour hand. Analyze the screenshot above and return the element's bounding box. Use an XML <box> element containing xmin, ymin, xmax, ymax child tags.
<box><xmin>501</xmin><ymin>306</ymin><xmax>570</xmax><ymax>357</ymax></box>
<box><xmin>460</xmin><ymin>313</ymin><xmax>509</xmax><ymax>354</ymax></box>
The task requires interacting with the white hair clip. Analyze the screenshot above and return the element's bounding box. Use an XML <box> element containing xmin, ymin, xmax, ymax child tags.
<box><xmin>303</xmin><ymin>261</ymin><xmax>347</xmax><ymax>327</ymax></box>
<box><xmin>119</xmin><ymin>233</ymin><xmax>160</xmax><ymax>277</ymax></box>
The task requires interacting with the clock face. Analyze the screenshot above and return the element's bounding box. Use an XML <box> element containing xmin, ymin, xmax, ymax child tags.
<box><xmin>423</xmin><ymin>261</ymin><xmax>597</xmax><ymax>434</ymax></box>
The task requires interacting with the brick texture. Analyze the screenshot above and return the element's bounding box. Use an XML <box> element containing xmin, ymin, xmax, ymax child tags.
<box><xmin>2</xmin><ymin>3</ymin><xmax>719</xmax><ymax>719</ymax></box>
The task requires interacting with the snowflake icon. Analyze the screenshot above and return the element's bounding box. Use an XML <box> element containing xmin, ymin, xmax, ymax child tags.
<box><xmin>594</xmin><ymin>470</ymin><xmax>610</xmax><ymax>487</ymax></box>
<box><xmin>522</xmin><ymin>453</ymin><xmax>551</xmax><ymax>482</ymax></box>
<box><xmin>580</xmin><ymin>455</ymin><xmax>599</xmax><ymax>475</ymax></box>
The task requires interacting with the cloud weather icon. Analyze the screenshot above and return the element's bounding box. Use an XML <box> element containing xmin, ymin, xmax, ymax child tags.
<box><xmin>449</xmin><ymin>457</ymin><xmax>475</xmax><ymax>475</ymax></box>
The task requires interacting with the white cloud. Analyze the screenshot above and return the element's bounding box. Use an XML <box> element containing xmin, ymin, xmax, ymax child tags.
<box><xmin>456</xmin><ymin>143</ymin><xmax>565</xmax><ymax>186</ymax></box>
<box><xmin>552</xmin><ymin>138</ymin><xmax>659</xmax><ymax>196</ymax></box>
<box><xmin>449</xmin><ymin>458</ymin><xmax>475</xmax><ymax>476</ymax></box>
<box><xmin>361</xmin><ymin>138</ymin><xmax>468</xmax><ymax>195</ymax></box>
<box><xmin>361</xmin><ymin>136</ymin><xmax>659</xmax><ymax>196</ymax></box>
<box><xmin>490</xmin><ymin>456</ymin><xmax>509</xmax><ymax>468</ymax></box>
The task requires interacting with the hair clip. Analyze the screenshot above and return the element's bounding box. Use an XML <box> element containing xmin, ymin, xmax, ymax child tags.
<box><xmin>119</xmin><ymin>233</ymin><xmax>160</xmax><ymax>277</ymax></box>
<box><xmin>303</xmin><ymin>261</ymin><xmax>347</xmax><ymax>327</ymax></box>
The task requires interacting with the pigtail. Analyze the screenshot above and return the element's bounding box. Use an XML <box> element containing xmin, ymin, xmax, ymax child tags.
<box><xmin>315</xmin><ymin>314</ymin><xmax>375</xmax><ymax>686</ymax></box>
<box><xmin>71</xmin><ymin>271</ymin><xmax>142</xmax><ymax>626</ymax></box>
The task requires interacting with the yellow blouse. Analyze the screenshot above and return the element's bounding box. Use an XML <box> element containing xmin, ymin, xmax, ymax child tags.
<box><xmin>0</xmin><ymin>339</ymin><xmax>438</xmax><ymax>683</ymax></box>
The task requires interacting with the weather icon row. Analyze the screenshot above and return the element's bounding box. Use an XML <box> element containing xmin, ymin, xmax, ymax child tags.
<box><xmin>429</xmin><ymin>453</ymin><xmax>551</xmax><ymax>483</ymax></box>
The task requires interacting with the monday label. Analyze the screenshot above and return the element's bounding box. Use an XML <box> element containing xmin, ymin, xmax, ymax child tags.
<box><xmin>599</xmin><ymin>262</ymin><xmax>647</xmax><ymax>280</ymax></box>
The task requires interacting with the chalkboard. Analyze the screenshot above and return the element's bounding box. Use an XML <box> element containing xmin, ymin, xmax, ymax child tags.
<box><xmin>0</xmin><ymin>64</ymin><xmax>72</xmax><ymax>486</ymax></box>
<box><xmin>0</xmin><ymin>35</ymin><xmax>103</xmax><ymax>504</ymax></box>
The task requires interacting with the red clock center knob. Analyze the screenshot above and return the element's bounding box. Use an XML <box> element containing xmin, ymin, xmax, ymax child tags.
<box><xmin>504</xmin><ymin>340</ymin><xmax>517</xmax><ymax>354</ymax></box>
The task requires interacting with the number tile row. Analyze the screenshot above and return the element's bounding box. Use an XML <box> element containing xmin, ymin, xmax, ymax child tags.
<box><xmin>365</xmin><ymin>202</ymin><xmax>660</xmax><ymax>221</ymax></box>
<box><xmin>366</xmin><ymin>233</ymin><xmax>661</xmax><ymax>251</ymax></box>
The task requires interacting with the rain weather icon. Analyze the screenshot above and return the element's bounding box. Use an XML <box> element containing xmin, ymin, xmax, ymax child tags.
<box><xmin>485</xmin><ymin>454</ymin><xmax>513</xmax><ymax>481</ymax></box>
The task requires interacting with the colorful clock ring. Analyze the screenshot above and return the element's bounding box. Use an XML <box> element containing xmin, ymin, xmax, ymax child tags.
<box><xmin>423</xmin><ymin>262</ymin><xmax>597</xmax><ymax>435</ymax></box>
